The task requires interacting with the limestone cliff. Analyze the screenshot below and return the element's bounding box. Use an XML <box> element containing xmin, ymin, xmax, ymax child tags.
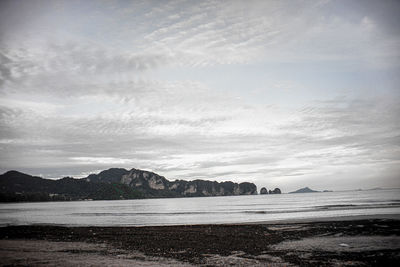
<box><xmin>86</xmin><ymin>168</ymin><xmax>257</xmax><ymax>197</ymax></box>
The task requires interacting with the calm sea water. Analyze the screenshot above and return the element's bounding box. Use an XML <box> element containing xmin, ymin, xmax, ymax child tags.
<box><xmin>0</xmin><ymin>189</ymin><xmax>399</xmax><ymax>226</ymax></box>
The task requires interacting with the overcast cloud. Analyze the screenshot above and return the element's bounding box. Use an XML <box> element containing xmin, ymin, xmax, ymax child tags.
<box><xmin>0</xmin><ymin>0</ymin><xmax>399</xmax><ymax>192</ymax></box>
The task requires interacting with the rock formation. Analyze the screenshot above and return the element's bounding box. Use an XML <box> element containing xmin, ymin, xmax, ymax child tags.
<box><xmin>260</xmin><ymin>187</ymin><xmax>268</xmax><ymax>194</ymax></box>
<box><xmin>0</xmin><ymin>168</ymin><xmax>258</xmax><ymax>202</ymax></box>
<box><xmin>268</xmin><ymin>188</ymin><xmax>282</xmax><ymax>194</ymax></box>
<box><xmin>87</xmin><ymin>168</ymin><xmax>258</xmax><ymax>197</ymax></box>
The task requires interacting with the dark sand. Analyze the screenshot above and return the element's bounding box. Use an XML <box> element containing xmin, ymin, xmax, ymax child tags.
<box><xmin>1</xmin><ymin>218</ymin><xmax>399</xmax><ymax>266</ymax></box>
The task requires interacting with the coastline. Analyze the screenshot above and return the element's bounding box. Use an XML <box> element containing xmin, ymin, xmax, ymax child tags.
<box><xmin>1</xmin><ymin>217</ymin><xmax>399</xmax><ymax>266</ymax></box>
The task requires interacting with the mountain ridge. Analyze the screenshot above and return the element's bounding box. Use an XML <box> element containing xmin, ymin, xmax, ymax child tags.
<box><xmin>85</xmin><ymin>167</ymin><xmax>257</xmax><ymax>198</ymax></box>
<box><xmin>0</xmin><ymin>168</ymin><xmax>257</xmax><ymax>202</ymax></box>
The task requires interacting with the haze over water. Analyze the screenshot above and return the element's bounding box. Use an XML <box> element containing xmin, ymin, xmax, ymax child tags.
<box><xmin>1</xmin><ymin>189</ymin><xmax>399</xmax><ymax>227</ymax></box>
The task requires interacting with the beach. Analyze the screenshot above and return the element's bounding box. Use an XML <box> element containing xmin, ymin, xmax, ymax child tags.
<box><xmin>1</xmin><ymin>216</ymin><xmax>399</xmax><ymax>266</ymax></box>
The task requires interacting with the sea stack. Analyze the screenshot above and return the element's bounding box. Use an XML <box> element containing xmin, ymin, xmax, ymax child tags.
<box><xmin>269</xmin><ymin>188</ymin><xmax>282</xmax><ymax>194</ymax></box>
<box><xmin>260</xmin><ymin>187</ymin><xmax>268</xmax><ymax>194</ymax></box>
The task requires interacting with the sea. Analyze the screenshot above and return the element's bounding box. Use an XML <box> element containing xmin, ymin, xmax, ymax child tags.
<box><xmin>0</xmin><ymin>189</ymin><xmax>399</xmax><ymax>227</ymax></box>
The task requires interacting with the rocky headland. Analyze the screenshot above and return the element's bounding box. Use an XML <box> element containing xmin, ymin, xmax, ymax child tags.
<box><xmin>0</xmin><ymin>168</ymin><xmax>257</xmax><ymax>202</ymax></box>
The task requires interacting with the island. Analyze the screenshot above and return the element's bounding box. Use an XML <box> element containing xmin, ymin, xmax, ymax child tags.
<box><xmin>289</xmin><ymin>187</ymin><xmax>319</xmax><ymax>194</ymax></box>
<box><xmin>260</xmin><ymin>187</ymin><xmax>281</xmax><ymax>194</ymax></box>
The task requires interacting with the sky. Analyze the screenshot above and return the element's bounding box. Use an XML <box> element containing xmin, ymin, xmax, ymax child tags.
<box><xmin>0</xmin><ymin>0</ymin><xmax>399</xmax><ymax>192</ymax></box>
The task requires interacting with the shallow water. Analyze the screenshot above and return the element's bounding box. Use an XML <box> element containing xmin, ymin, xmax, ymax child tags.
<box><xmin>0</xmin><ymin>189</ymin><xmax>399</xmax><ymax>226</ymax></box>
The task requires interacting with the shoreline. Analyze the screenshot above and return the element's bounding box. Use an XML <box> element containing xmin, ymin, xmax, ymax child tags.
<box><xmin>1</xmin><ymin>213</ymin><xmax>399</xmax><ymax>228</ymax></box>
<box><xmin>1</xmin><ymin>217</ymin><xmax>399</xmax><ymax>266</ymax></box>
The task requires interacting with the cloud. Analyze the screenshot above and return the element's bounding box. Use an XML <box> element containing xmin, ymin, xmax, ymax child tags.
<box><xmin>0</xmin><ymin>42</ymin><xmax>170</xmax><ymax>91</ymax></box>
<box><xmin>1</xmin><ymin>0</ymin><xmax>399</xmax><ymax>99</ymax></box>
<box><xmin>4</xmin><ymin>0</ymin><xmax>398</xmax><ymax>70</ymax></box>
<box><xmin>0</xmin><ymin>0</ymin><xmax>399</xmax><ymax>191</ymax></box>
<box><xmin>128</xmin><ymin>0</ymin><xmax>400</xmax><ymax>68</ymax></box>
<box><xmin>1</xmin><ymin>91</ymin><xmax>399</xmax><ymax>191</ymax></box>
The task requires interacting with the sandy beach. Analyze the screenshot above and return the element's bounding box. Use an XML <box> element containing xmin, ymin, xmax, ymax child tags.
<box><xmin>1</xmin><ymin>216</ymin><xmax>399</xmax><ymax>266</ymax></box>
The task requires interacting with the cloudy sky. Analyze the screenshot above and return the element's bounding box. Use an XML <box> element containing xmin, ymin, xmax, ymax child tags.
<box><xmin>0</xmin><ymin>0</ymin><xmax>399</xmax><ymax>192</ymax></box>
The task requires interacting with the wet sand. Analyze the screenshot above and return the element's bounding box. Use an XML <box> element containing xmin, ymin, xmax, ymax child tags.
<box><xmin>0</xmin><ymin>240</ymin><xmax>194</xmax><ymax>266</ymax></box>
<box><xmin>1</xmin><ymin>218</ymin><xmax>399</xmax><ymax>266</ymax></box>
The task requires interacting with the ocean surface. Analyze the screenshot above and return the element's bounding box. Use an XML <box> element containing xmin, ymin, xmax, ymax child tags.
<box><xmin>1</xmin><ymin>189</ymin><xmax>399</xmax><ymax>226</ymax></box>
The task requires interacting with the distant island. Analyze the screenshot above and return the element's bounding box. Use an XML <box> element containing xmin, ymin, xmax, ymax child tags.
<box><xmin>289</xmin><ymin>187</ymin><xmax>319</xmax><ymax>194</ymax></box>
<box><xmin>0</xmin><ymin>168</ymin><xmax>257</xmax><ymax>202</ymax></box>
<box><xmin>259</xmin><ymin>187</ymin><xmax>281</xmax><ymax>194</ymax></box>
